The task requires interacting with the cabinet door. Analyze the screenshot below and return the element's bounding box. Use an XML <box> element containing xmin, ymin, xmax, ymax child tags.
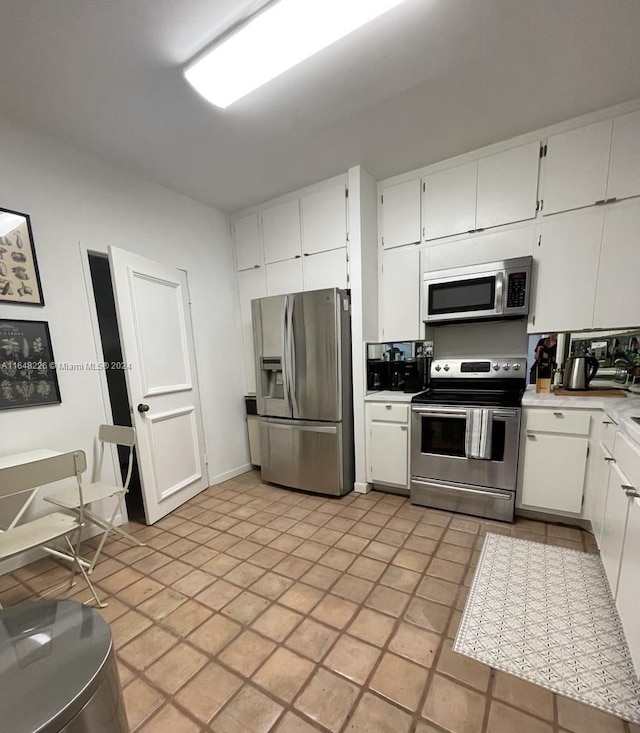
<box><xmin>593</xmin><ymin>202</ymin><xmax>640</xmax><ymax>329</ymax></box>
<box><xmin>303</xmin><ymin>248</ymin><xmax>347</xmax><ymax>291</ymax></box>
<box><xmin>590</xmin><ymin>442</ymin><xmax>613</xmax><ymax>544</ymax></box>
<box><xmin>600</xmin><ymin>462</ymin><xmax>631</xmax><ymax>596</ymax></box>
<box><xmin>380</xmin><ymin>248</ymin><xmax>420</xmax><ymax>341</ymax></box>
<box><xmin>422</xmin><ymin>161</ymin><xmax>477</xmax><ymax>241</ymax></box>
<box><xmin>543</xmin><ymin>119</ymin><xmax>612</xmax><ymax>215</ymax></box>
<box><xmin>262</xmin><ymin>200</ymin><xmax>302</xmax><ymax>263</ymax></box>
<box><xmin>265</xmin><ymin>258</ymin><xmax>303</xmax><ymax>296</ymax></box>
<box><xmin>530</xmin><ymin>211</ymin><xmax>603</xmax><ymax>333</ymax></box>
<box><xmin>301</xmin><ymin>183</ymin><xmax>347</xmax><ymax>255</ymax></box>
<box><xmin>607</xmin><ymin>110</ymin><xmax>640</xmax><ymax>201</ymax></box>
<box><xmin>476</xmin><ymin>142</ymin><xmax>540</xmax><ymax>229</ymax></box>
<box><xmin>616</xmin><ymin>499</ymin><xmax>640</xmax><ymax>676</ymax></box>
<box><xmin>381</xmin><ymin>179</ymin><xmax>421</xmax><ymax>249</ymax></box>
<box><xmin>234</xmin><ymin>213</ymin><xmax>261</xmax><ymax>271</ymax></box>
<box><xmin>237</xmin><ymin>268</ymin><xmax>267</xmax><ymax>393</ymax></box>
<box><xmin>369</xmin><ymin>421</ymin><xmax>408</xmax><ymax>487</ymax></box>
<box><xmin>520</xmin><ymin>433</ymin><xmax>588</xmax><ymax>513</ymax></box>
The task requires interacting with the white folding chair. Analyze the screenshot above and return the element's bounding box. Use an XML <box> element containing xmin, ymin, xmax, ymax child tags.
<box><xmin>0</xmin><ymin>450</ymin><xmax>105</xmax><ymax>608</ymax></box>
<box><xmin>45</xmin><ymin>425</ymin><xmax>144</xmax><ymax>573</ymax></box>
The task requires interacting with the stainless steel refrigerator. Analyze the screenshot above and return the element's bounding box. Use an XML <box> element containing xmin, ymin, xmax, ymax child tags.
<box><xmin>252</xmin><ymin>288</ymin><xmax>354</xmax><ymax>496</ymax></box>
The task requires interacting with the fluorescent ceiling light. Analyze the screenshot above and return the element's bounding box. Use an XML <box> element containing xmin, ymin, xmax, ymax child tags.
<box><xmin>185</xmin><ymin>0</ymin><xmax>408</xmax><ymax>108</ymax></box>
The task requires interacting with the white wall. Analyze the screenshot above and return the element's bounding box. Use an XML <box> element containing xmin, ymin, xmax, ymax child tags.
<box><xmin>0</xmin><ymin>116</ymin><xmax>249</xmax><ymax>538</ymax></box>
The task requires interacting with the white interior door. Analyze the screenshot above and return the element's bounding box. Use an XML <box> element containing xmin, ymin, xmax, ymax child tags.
<box><xmin>108</xmin><ymin>246</ymin><xmax>208</xmax><ymax>524</ymax></box>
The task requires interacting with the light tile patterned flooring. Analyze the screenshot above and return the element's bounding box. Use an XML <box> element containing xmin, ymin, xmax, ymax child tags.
<box><xmin>1</xmin><ymin>470</ymin><xmax>638</xmax><ymax>733</ymax></box>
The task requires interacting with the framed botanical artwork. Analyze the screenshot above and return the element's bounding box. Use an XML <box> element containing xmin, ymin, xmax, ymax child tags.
<box><xmin>0</xmin><ymin>207</ymin><xmax>44</xmax><ymax>305</ymax></box>
<box><xmin>0</xmin><ymin>319</ymin><xmax>61</xmax><ymax>409</ymax></box>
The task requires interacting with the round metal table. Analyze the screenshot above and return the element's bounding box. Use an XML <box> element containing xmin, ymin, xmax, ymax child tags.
<box><xmin>0</xmin><ymin>599</ymin><xmax>128</xmax><ymax>733</ymax></box>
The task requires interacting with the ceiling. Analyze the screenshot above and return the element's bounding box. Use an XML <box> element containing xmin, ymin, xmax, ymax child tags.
<box><xmin>1</xmin><ymin>0</ymin><xmax>639</xmax><ymax>213</ymax></box>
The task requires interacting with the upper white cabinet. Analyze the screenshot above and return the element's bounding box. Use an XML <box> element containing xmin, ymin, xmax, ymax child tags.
<box><xmin>380</xmin><ymin>248</ymin><xmax>420</xmax><ymax>341</ymax></box>
<box><xmin>529</xmin><ymin>210</ymin><xmax>603</xmax><ymax>333</ymax></box>
<box><xmin>607</xmin><ymin>110</ymin><xmax>640</xmax><ymax>200</ymax></box>
<box><xmin>381</xmin><ymin>179</ymin><xmax>421</xmax><ymax>249</ymax></box>
<box><xmin>265</xmin><ymin>258</ymin><xmax>303</xmax><ymax>296</ymax></box>
<box><xmin>543</xmin><ymin>120</ymin><xmax>612</xmax><ymax>216</ymax></box>
<box><xmin>303</xmin><ymin>248</ymin><xmax>348</xmax><ymax>291</ymax></box>
<box><xmin>262</xmin><ymin>200</ymin><xmax>302</xmax><ymax>264</ymax></box>
<box><xmin>593</xmin><ymin>202</ymin><xmax>640</xmax><ymax>329</ymax></box>
<box><xmin>301</xmin><ymin>183</ymin><xmax>347</xmax><ymax>255</ymax></box>
<box><xmin>476</xmin><ymin>142</ymin><xmax>540</xmax><ymax>229</ymax></box>
<box><xmin>233</xmin><ymin>213</ymin><xmax>261</xmax><ymax>271</ymax></box>
<box><xmin>237</xmin><ymin>268</ymin><xmax>266</xmax><ymax>393</ymax></box>
<box><xmin>422</xmin><ymin>162</ymin><xmax>477</xmax><ymax>241</ymax></box>
<box><xmin>543</xmin><ymin>112</ymin><xmax>640</xmax><ymax>216</ymax></box>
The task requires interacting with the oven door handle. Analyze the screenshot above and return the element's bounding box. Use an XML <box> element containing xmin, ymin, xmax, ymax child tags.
<box><xmin>411</xmin><ymin>478</ymin><xmax>513</xmax><ymax>501</ymax></box>
<box><xmin>412</xmin><ymin>406</ymin><xmax>467</xmax><ymax>417</ymax></box>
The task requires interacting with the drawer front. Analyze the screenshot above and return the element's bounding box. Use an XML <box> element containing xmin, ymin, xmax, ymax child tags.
<box><xmin>526</xmin><ymin>409</ymin><xmax>591</xmax><ymax>436</ymax></box>
<box><xmin>368</xmin><ymin>403</ymin><xmax>409</xmax><ymax>423</ymax></box>
<box><xmin>614</xmin><ymin>432</ymin><xmax>640</xmax><ymax>490</ymax></box>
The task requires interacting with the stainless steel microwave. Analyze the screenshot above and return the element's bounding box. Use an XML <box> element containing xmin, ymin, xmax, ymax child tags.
<box><xmin>422</xmin><ymin>256</ymin><xmax>532</xmax><ymax>325</ymax></box>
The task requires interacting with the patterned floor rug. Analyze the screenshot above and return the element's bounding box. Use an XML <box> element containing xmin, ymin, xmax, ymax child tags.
<box><xmin>454</xmin><ymin>532</ymin><xmax>640</xmax><ymax>724</ymax></box>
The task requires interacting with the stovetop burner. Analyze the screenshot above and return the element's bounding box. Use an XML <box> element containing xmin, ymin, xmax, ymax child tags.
<box><xmin>412</xmin><ymin>356</ymin><xmax>528</xmax><ymax>408</ymax></box>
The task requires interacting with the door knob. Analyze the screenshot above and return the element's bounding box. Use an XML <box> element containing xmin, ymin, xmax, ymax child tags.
<box><xmin>137</xmin><ymin>403</ymin><xmax>150</xmax><ymax>413</ymax></box>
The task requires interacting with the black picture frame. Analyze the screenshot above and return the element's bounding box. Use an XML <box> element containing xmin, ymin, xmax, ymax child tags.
<box><xmin>0</xmin><ymin>319</ymin><xmax>61</xmax><ymax>409</ymax></box>
<box><xmin>0</xmin><ymin>207</ymin><xmax>45</xmax><ymax>306</ymax></box>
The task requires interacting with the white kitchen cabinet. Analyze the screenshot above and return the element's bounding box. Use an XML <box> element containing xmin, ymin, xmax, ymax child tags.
<box><xmin>542</xmin><ymin>119</ymin><xmax>612</xmax><ymax>216</ymax></box>
<box><xmin>380</xmin><ymin>248</ymin><xmax>420</xmax><ymax>341</ymax></box>
<box><xmin>366</xmin><ymin>402</ymin><xmax>409</xmax><ymax>488</ymax></box>
<box><xmin>593</xmin><ymin>202</ymin><xmax>640</xmax><ymax>329</ymax></box>
<box><xmin>520</xmin><ymin>432</ymin><xmax>588</xmax><ymax>513</ymax></box>
<box><xmin>234</xmin><ymin>213</ymin><xmax>262</xmax><ymax>271</ymax></box>
<box><xmin>607</xmin><ymin>109</ymin><xmax>640</xmax><ymax>201</ymax></box>
<box><xmin>600</xmin><ymin>462</ymin><xmax>631</xmax><ymax>595</ymax></box>
<box><xmin>303</xmin><ymin>247</ymin><xmax>348</xmax><ymax>290</ymax></box>
<box><xmin>476</xmin><ymin>142</ymin><xmax>540</xmax><ymax>230</ymax></box>
<box><xmin>262</xmin><ymin>199</ymin><xmax>302</xmax><ymax>263</ymax></box>
<box><xmin>301</xmin><ymin>183</ymin><xmax>347</xmax><ymax>255</ymax></box>
<box><xmin>617</xmin><ymin>498</ymin><xmax>640</xmax><ymax>676</ymax></box>
<box><xmin>381</xmin><ymin>179</ymin><xmax>421</xmax><ymax>249</ymax></box>
<box><xmin>422</xmin><ymin>161</ymin><xmax>477</xmax><ymax>241</ymax></box>
<box><xmin>265</xmin><ymin>258</ymin><xmax>303</xmax><ymax>296</ymax></box>
<box><xmin>529</xmin><ymin>210</ymin><xmax>603</xmax><ymax>333</ymax></box>
<box><xmin>237</xmin><ymin>267</ymin><xmax>266</xmax><ymax>393</ymax></box>
<box><xmin>591</xmin><ymin>441</ymin><xmax>613</xmax><ymax>544</ymax></box>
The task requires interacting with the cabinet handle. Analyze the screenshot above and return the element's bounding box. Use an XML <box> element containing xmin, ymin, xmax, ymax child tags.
<box><xmin>595</xmin><ymin>199</ymin><xmax>606</xmax><ymax>205</ymax></box>
<box><xmin>604</xmin><ymin>456</ymin><xmax>616</xmax><ymax>463</ymax></box>
<box><xmin>385</xmin><ymin>405</ymin><xmax>392</xmax><ymax>410</ymax></box>
<box><xmin>553</xmin><ymin>412</ymin><xmax>563</xmax><ymax>417</ymax></box>
<box><xmin>526</xmin><ymin>433</ymin><xmax>536</xmax><ymax>439</ymax></box>
<box><xmin>253</xmin><ymin>264</ymin><xmax>260</xmax><ymax>269</ymax></box>
<box><xmin>603</xmin><ymin>420</ymin><xmax>614</xmax><ymax>425</ymax></box>
<box><xmin>400</xmin><ymin>426</ymin><xmax>407</xmax><ymax>431</ymax></box>
<box><xmin>605</xmin><ymin>197</ymin><xmax>618</xmax><ymax>204</ymax></box>
<box><xmin>622</xmin><ymin>485</ymin><xmax>639</xmax><ymax>498</ymax></box>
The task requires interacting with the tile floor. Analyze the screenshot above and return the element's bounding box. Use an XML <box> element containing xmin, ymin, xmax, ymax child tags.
<box><xmin>1</xmin><ymin>470</ymin><xmax>638</xmax><ymax>733</ymax></box>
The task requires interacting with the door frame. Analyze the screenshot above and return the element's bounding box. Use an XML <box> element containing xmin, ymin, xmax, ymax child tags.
<box><xmin>79</xmin><ymin>242</ymin><xmax>212</xmax><ymax>524</ymax></box>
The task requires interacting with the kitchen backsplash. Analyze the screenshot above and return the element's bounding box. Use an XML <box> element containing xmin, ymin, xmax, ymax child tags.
<box><xmin>426</xmin><ymin>320</ymin><xmax>529</xmax><ymax>359</ymax></box>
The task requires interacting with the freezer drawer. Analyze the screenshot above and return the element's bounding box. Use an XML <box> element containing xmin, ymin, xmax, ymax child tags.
<box><xmin>259</xmin><ymin>418</ymin><xmax>349</xmax><ymax>496</ymax></box>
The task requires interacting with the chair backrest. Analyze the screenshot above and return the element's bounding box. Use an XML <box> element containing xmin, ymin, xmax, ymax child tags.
<box><xmin>96</xmin><ymin>424</ymin><xmax>136</xmax><ymax>492</ymax></box>
<box><xmin>98</xmin><ymin>424</ymin><xmax>136</xmax><ymax>447</ymax></box>
<box><xmin>0</xmin><ymin>451</ymin><xmax>86</xmax><ymax>499</ymax></box>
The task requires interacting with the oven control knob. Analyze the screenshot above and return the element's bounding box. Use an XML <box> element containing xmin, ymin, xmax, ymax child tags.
<box><xmin>502</xmin><ymin>363</ymin><xmax>510</xmax><ymax>371</ymax></box>
<box><xmin>435</xmin><ymin>365</ymin><xmax>441</xmax><ymax>372</ymax></box>
<box><xmin>512</xmin><ymin>363</ymin><xmax>521</xmax><ymax>371</ymax></box>
<box><xmin>492</xmin><ymin>363</ymin><xmax>500</xmax><ymax>371</ymax></box>
<box><xmin>443</xmin><ymin>364</ymin><xmax>450</xmax><ymax>372</ymax></box>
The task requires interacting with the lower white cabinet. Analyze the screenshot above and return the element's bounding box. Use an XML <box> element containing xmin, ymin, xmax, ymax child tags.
<box><xmin>599</xmin><ymin>462</ymin><xmax>631</xmax><ymax>594</ymax></box>
<box><xmin>519</xmin><ymin>408</ymin><xmax>591</xmax><ymax>514</ymax></box>
<box><xmin>617</xmin><ymin>499</ymin><xmax>640</xmax><ymax>675</ymax></box>
<box><xmin>365</xmin><ymin>402</ymin><xmax>409</xmax><ymax>488</ymax></box>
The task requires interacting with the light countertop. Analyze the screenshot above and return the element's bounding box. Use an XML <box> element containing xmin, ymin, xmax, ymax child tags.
<box><xmin>522</xmin><ymin>386</ymin><xmax>640</xmax><ymax>448</ymax></box>
<box><xmin>364</xmin><ymin>390</ymin><xmax>416</xmax><ymax>403</ymax></box>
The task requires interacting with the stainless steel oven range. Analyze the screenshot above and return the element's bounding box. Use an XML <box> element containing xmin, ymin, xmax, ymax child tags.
<box><xmin>410</xmin><ymin>357</ymin><xmax>527</xmax><ymax>522</ymax></box>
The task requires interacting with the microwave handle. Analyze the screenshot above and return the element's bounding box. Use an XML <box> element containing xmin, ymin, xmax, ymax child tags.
<box><xmin>495</xmin><ymin>271</ymin><xmax>504</xmax><ymax>312</ymax></box>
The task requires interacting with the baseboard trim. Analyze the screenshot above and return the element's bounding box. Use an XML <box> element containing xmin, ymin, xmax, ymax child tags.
<box><xmin>209</xmin><ymin>463</ymin><xmax>253</xmax><ymax>486</ymax></box>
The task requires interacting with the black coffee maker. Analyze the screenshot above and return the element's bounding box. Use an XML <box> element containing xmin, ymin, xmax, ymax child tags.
<box><xmin>403</xmin><ymin>356</ymin><xmax>431</xmax><ymax>393</ymax></box>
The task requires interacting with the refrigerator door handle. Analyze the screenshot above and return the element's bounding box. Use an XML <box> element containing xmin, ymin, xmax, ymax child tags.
<box><xmin>281</xmin><ymin>296</ymin><xmax>292</xmax><ymax>414</ymax></box>
<box><xmin>288</xmin><ymin>293</ymin><xmax>299</xmax><ymax>417</ymax></box>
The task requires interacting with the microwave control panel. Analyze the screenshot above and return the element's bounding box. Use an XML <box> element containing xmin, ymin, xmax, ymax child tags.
<box><xmin>506</xmin><ymin>272</ymin><xmax>527</xmax><ymax>308</ymax></box>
